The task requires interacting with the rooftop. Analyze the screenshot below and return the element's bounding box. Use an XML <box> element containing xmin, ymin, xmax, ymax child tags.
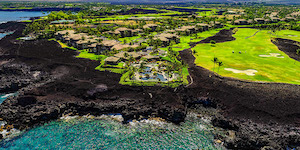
<box><xmin>105</xmin><ymin>56</ymin><xmax>120</xmax><ymax>63</ymax></box>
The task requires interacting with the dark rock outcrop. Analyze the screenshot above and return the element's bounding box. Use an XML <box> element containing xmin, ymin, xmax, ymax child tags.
<box><xmin>273</xmin><ymin>38</ymin><xmax>300</xmax><ymax>61</ymax></box>
<box><xmin>0</xmin><ymin>63</ymin><xmax>49</xmax><ymax>94</ymax></box>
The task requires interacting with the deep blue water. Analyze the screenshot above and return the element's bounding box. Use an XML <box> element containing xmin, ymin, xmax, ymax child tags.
<box><xmin>0</xmin><ymin>11</ymin><xmax>48</xmax><ymax>23</ymax></box>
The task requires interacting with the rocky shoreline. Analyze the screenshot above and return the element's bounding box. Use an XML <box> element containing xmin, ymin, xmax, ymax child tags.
<box><xmin>0</xmin><ymin>22</ymin><xmax>299</xmax><ymax>149</ymax></box>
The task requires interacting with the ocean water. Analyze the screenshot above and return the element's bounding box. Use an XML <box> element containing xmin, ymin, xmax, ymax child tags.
<box><xmin>0</xmin><ymin>33</ymin><xmax>6</xmax><ymax>39</ymax></box>
<box><xmin>0</xmin><ymin>114</ymin><xmax>224</xmax><ymax>150</ymax></box>
<box><xmin>0</xmin><ymin>93</ymin><xmax>16</xmax><ymax>104</ymax></box>
<box><xmin>0</xmin><ymin>11</ymin><xmax>48</xmax><ymax>40</ymax></box>
<box><xmin>0</xmin><ymin>93</ymin><xmax>224</xmax><ymax>149</ymax></box>
<box><xmin>0</xmin><ymin>11</ymin><xmax>48</xmax><ymax>23</ymax></box>
<box><xmin>0</xmin><ymin>32</ymin><xmax>14</xmax><ymax>40</ymax></box>
<box><xmin>0</xmin><ymin>95</ymin><xmax>5</xmax><ymax>104</ymax></box>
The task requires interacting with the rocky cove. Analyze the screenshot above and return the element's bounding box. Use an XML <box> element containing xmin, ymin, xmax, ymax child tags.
<box><xmin>0</xmin><ymin>22</ymin><xmax>299</xmax><ymax>149</ymax></box>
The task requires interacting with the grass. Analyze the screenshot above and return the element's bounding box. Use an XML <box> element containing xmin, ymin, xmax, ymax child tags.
<box><xmin>48</xmin><ymin>38</ymin><xmax>78</xmax><ymax>50</ymax></box>
<box><xmin>274</xmin><ymin>30</ymin><xmax>300</xmax><ymax>42</ymax></box>
<box><xmin>0</xmin><ymin>7</ymin><xmax>33</xmax><ymax>10</ymax></box>
<box><xmin>95</xmin><ymin>65</ymin><xmax>124</xmax><ymax>74</ymax></box>
<box><xmin>20</xmin><ymin>20</ymin><xmax>32</xmax><ymax>23</ymax></box>
<box><xmin>76</xmin><ymin>50</ymin><xmax>107</xmax><ymax>61</ymax></box>
<box><xmin>118</xmin><ymin>35</ymin><xmax>142</xmax><ymax>44</ymax></box>
<box><xmin>161</xmin><ymin>29</ymin><xmax>224</xmax><ymax>52</ymax></box>
<box><xmin>48</xmin><ymin>39</ymin><xmax>106</xmax><ymax>61</ymax></box>
<box><xmin>192</xmin><ymin>28</ymin><xmax>300</xmax><ymax>85</ymax></box>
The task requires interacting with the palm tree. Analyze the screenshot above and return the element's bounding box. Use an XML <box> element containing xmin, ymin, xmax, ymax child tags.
<box><xmin>210</xmin><ymin>40</ymin><xmax>216</xmax><ymax>47</ymax></box>
<box><xmin>166</xmin><ymin>65</ymin><xmax>172</xmax><ymax>86</ymax></box>
<box><xmin>217</xmin><ymin>61</ymin><xmax>223</xmax><ymax>73</ymax></box>
<box><xmin>211</xmin><ymin>57</ymin><xmax>219</xmax><ymax>72</ymax></box>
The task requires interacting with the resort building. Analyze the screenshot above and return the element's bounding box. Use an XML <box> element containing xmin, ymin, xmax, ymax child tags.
<box><xmin>143</xmin><ymin>24</ymin><xmax>159</xmax><ymax>31</ymax></box>
<box><xmin>234</xmin><ymin>19</ymin><xmax>249</xmax><ymax>25</ymax></box>
<box><xmin>97</xmin><ymin>40</ymin><xmax>120</xmax><ymax>52</ymax></box>
<box><xmin>196</xmin><ymin>23</ymin><xmax>209</xmax><ymax>31</ymax></box>
<box><xmin>154</xmin><ymin>33</ymin><xmax>180</xmax><ymax>47</ymax></box>
<box><xmin>285</xmin><ymin>17</ymin><xmax>296</xmax><ymax>22</ymax></box>
<box><xmin>175</xmin><ymin>26</ymin><xmax>197</xmax><ymax>35</ymax></box>
<box><xmin>104</xmin><ymin>56</ymin><xmax>121</xmax><ymax>65</ymax></box>
<box><xmin>55</xmin><ymin>30</ymin><xmax>75</xmax><ymax>41</ymax></box>
<box><xmin>270</xmin><ymin>17</ymin><xmax>280</xmax><ymax>23</ymax></box>
<box><xmin>106</xmin><ymin>27</ymin><xmax>134</xmax><ymax>38</ymax></box>
<box><xmin>142</xmin><ymin>55</ymin><xmax>160</xmax><ymax>62</ymax></box>
<box><xmin>254</xmin><ymin>18</ymin><xmax>266</xmax><ymax>24</ymax></box>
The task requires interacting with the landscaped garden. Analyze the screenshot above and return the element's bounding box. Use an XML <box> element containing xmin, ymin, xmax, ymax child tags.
<box><xmin>192</xmin><ymin>28</ymin><xmax>300</xmax><ymax>85</ymax></box>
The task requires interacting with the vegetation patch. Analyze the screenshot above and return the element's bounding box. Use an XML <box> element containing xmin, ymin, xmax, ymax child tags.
<box><xmin>192</xmin><ymin>28</ymin><xmax>300</xmax><ymax>85</ymax></box>
<box><xmin>275</xmin><ymin>30</ymin><xmax>300</xmax><ymax>42</ymax></box>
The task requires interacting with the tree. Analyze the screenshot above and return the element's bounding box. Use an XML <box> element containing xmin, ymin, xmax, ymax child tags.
<box><xmin>139</xmin><ymin>62</ymin><xmax>146</xmax><ymax>72</ymax></box>
<box><xmin>166</xmin><ymin>65</ymin><xmax>172</xmax><ymax>86</ymax></box>
<box><xmin>128</xmin><ymin>56</ymin><xmax>135</xmax><ymax>63</ymax></box>
<box><xmin>210</xmin><ymin>40</ymin><xmax>216</xmax><ymax>47</ymax></box>
<box><xmin>211</xmin><ymin>57</ymin><xmax>219</xmax><ymax>72</ymax></box>
<box><xmin>124</xmin><ymin>52</ymin><xmax>129</xmax><ymax>58</ymax></box>
<box><xmin>217</xmin><ymin>61</ymin><xmax>223</xmax><ymax>73</ymax></box>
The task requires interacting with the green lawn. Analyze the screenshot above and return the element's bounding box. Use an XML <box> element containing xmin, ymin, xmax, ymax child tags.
<box><xmin>192</xmin><ymin>28</ymin><xmax>300</xmax><ymax>85</ymax></box>
<box><xmin>161</xmin><ymin>29</ymin><xmax>222</xmax><ymax>52</ymax></box>
<box><xmin>117</xmin><ymin>35</ymin><xmax>142</xmax><ymax>44</ymax></box>
<box><xmin>275</xmin><ymin>30</ymin><xmax>300</xmax><ymax>42</ymax></box>
<box><xmin>76</xmin><ymin>50</ymin><xmax>107</xmax><ymax>61</ymax></box>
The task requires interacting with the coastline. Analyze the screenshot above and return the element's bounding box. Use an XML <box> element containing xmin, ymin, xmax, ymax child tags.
<box><xmin>0</xmin><ymin>21</ymin><xmax>299</xmax><ymax>149</ymax></box>
<box><xmin>0</xmin><ymin>8</ymin><xmax>81</xmax><ymax>12</ymax></box>
<box><xmin>0</xmin><ymin>110</ymin><xmax>226</xmax><ymax>149</ymax></box>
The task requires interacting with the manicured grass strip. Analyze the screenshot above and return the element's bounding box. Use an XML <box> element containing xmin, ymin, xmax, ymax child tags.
<box><xmin>192</xmin><ymin>28</ymin><xmax>300</xmax><ymax>85</ymax></box>
<box><xmin>117</xmin><ymin>35</ymin><xmax>142</xmax><ymax>44</ymax></box>
<box><xmin>161</xmin><ymin>29</ymin><xmax>224</xmax><ymax>52</ymax></box>
<box><xmin>48</xmin><ymin>39</ymin><xmax>78</xmax><ymax>50</ymax></box>
<box><xmin>76</xmin><ymin>50</ymin><xmax>107</xmax><ymax>61</ymax></box>
<box><xmin>95</xmin><ymin>65</ymin><xmax>124</xmax><ymax>74</ymax></box>
<box><xmin>274</xmin><ymin>30</ymin><xmax>300</xmax><ymax>42</ymax></box>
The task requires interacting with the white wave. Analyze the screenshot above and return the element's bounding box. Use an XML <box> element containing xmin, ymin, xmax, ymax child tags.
<box><xmin>0</xmin><ymin>93</ymin><xmax>16</xmax><ymax>99</ymax></box>
<box><xmin>0</xmin><ymin>21</ymin><xmax>7</xmax><ymax>25</ymax></box>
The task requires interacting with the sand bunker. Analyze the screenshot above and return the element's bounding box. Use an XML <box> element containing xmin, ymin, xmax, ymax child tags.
<box><xmin>259</xmin><ymin>53</ymin><xmax>284</xmax><ymax>58</ymax></box>
<box><xmin>286</xmin><ymin>34</ymin><xmax>298</xmax><ymax>37</ymax></box>
<box><xmin>224</xmin><ymin>68</ymin><xmax>258</xmax><ymax>76</ymax></box>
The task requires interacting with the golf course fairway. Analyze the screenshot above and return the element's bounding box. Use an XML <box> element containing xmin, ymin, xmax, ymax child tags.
<box><xmin>192</xmin><ymin>28</ymin><xmax>300</xmax><ymax>85</ymax></box>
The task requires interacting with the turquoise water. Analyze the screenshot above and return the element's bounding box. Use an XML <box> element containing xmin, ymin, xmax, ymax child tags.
<box><xmin>0</xmin><ymin>93</ymin><xmax>16</xmax><ymax>104</ymax></box>
<box><xmin>0</xmin><ymin>115</ymin><xmax>224</xmax><ymax>149</ymax></box>
<box><xmin>0</xmin><ymin>11</ymin><xmax>48</xmax><ymax>23</ymax></box>
<box><xmin>0</xmin><ymin>32</ymin><xmax>13</xmax><ymax>40</ymax></box>
<box><xmin>0</xmin><ymin>95</ymin><xmax>5</xmax><ymax>104</ymax></box>
<box><xmin>0</xmin><ymin>33</ymin><xmax>6</xmax><ymax>39</ymax></box>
